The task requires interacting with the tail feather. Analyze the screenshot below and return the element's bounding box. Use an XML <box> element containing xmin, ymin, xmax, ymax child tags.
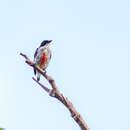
<box><xmin>34</xmin><ymin>68</ymin><xmax>36</xmax><ymax>75</ymax></box>
<box><xmin>37</xmin><ymin>72</ymin><xmax>40</xmax><ymax>81</ymax></box>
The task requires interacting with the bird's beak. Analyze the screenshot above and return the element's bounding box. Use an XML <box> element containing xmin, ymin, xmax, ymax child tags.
<box><xmin>48</xmin><ymin>40</ymin><xmax>52</xmax><ymax>43</ymax></box>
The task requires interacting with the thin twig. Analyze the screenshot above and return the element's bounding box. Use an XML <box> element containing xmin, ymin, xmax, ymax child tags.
<box><xmin>20</xmin><ymin>52</ymin><xmax>90</xmax><ymax>130</ymax></box>
<box><xmin>32</xmin><ymin>77</ymin><xmax>50</xmax><ymax>93</ymax></box>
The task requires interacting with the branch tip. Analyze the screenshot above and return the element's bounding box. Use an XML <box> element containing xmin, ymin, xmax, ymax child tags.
<box><xmin>32</xmin><ymin>77</ymin><xmax>50</xmax><ymax>93</ymax></box>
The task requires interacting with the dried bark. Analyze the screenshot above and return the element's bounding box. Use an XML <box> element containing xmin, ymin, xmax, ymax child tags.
<box><xmin>20</xmin><ymin>52</ymin><xmax>90</xmax><ymax>130</ymax></box>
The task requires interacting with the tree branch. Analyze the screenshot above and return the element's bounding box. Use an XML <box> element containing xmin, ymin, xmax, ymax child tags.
<box><xmin>20</xmin><ymin>52</ymin><xmax>90</xmax><ymax>130</ymax></box>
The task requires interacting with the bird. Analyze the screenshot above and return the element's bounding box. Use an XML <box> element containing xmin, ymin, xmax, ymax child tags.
<box><xmin>34</xmin><ymin>40</ymin><xmax>52</xmax><ymax>81</ymax></box>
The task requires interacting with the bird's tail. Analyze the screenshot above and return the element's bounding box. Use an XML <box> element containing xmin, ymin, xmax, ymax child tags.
<box><xmin>37</xmin><ymin>72</ymin><xmax>41</xmax><ymax>81</ymax></box>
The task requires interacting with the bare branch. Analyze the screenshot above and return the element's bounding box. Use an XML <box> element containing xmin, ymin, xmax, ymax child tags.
<box><xmin>20</xmin><ymin>52</ymin><xmax>90</xmax><ymax>130</ymax></box>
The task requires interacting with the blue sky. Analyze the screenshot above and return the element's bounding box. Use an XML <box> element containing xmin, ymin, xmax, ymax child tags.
<box><xmin>0</xmin><ymin>0</ymin><xmax>130</xmax><ymax>130</ymax></box>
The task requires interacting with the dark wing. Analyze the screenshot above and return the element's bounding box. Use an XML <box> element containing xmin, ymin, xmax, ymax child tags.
<box><xmin>34</xmin><ymin>48</ymin><xmax>38</xmax><ymax>75</ymax></box>
<box><xmin>34</xmin><ymin>48</ymin><xmax>38</xmax><ymax>59</ymax></box>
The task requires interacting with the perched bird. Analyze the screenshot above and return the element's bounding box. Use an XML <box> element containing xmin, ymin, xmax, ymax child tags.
<box><xmin>34</xmin><ymin>40</ymin><xmax>52</xmax><ymax>81</ymax></box>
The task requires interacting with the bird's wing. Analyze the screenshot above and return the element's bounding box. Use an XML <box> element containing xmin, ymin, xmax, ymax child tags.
<box><xmin>34</xmin><ymin>48</ymin><xmax>38</xmax><ymax>75</ymax></box>
<box><xmin>34</xmin><ymin>48</ymin><xmax>38</xmax><ymax>59</ymax></box>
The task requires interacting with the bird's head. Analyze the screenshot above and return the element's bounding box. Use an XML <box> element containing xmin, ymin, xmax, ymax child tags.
<box><xmin>40</xmin><ymin>40</ymin><xmax>52</xmax><ymax>47</ymax></box>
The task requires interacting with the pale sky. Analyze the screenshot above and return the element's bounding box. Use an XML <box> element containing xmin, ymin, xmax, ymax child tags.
<box><xmin>0</xmin><ymin>0</ymin><xmax>130</xmax><ymax>130</ymax></box>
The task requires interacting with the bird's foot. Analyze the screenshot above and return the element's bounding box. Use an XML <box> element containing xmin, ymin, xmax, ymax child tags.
<box><xmin>43</xmin><ymin>70</ymin><xmax>47</xmax><ymax>74</ymax></box>
<box><xmin>31</xmin><ymin>62</ymin><xmax>36</xmax><ymax>66</ymax></box>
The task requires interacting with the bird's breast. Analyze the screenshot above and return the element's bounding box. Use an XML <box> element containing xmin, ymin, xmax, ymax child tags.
<box><xmin>40</xmin><ymin>52</ymin><xmax>47</xmax><ymax>68</ymax></box>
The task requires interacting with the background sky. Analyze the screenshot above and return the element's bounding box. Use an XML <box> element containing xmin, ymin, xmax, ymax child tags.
<box><xmin>0</xmin><ymin>0</ymin><xmax>130</xmax><ymax>130</ymax></box>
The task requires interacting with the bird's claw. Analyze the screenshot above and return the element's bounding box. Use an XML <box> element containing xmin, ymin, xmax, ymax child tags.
<box><xmin>43</xmin><ymin>70</ymin><xmax>47</xmax><ymax>74</ymax></box>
